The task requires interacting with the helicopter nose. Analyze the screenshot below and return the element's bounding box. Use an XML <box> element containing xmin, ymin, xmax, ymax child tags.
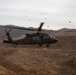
<box><xmin>54</xmin><ymin>38</ymin><xmax>58</xmax><ymax>43</ymax></box>
<box><xmin>53</xmin><ymin>38</ymin><xmax>58</xmax><ymax>43</ymax></box>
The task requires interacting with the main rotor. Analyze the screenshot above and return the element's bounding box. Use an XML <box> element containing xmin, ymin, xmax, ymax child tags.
<box><xmin>3</xmin><ymin>22</ymin><xmax>44</xmax><ymax>34</ymax></box>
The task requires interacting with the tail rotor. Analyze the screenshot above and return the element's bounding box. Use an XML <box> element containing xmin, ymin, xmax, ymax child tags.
<box><xmin>3</xmin><ymin>29</ymin><xmax>12</xmax><ymax>38</ymax></box>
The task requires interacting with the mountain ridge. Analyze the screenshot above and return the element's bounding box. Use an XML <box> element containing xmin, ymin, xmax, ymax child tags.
<box><xmin>0</xmin><ymin>25</ymin><xmax>76</xmax><ymax>40</ymax></box>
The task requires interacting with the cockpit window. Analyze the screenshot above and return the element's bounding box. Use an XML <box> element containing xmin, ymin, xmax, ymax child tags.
<box><xmin>49</xmin><ymin>35</ymin><xmax>53</xmax><ymax>38</ymax></box>
<box><xmin>44</xmin><ymin>34</ymin><xmax>50</xmax><ymax>39</ymax></box>
<box><xmin>46</xmin><ymin>36</ymin><xmax>50</xmax><ymax>39</ymax></box>
<box><xmin>49</xmin><ymin>35</ymin><xmax>56</xmax><ymax>39</ymax></box>
<box><xmin>33</xmin><ymin>36</ymin><xmax>40</xmax><ymax>40</ymax></box>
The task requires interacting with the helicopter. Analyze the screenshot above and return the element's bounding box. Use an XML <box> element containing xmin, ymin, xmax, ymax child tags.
<box><xmin>2</xmin><ymin>22</ymin><xmax>58</xmax><ymax>47</ymax></box>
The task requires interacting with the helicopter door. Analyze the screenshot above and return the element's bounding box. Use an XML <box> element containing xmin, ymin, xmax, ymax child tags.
<box><xmin>25</xmin><ymin>36</ymin><xmax>32</xmax><ymax>44</ymax></box>
<box><xmin>43</xmin><ymin>35</ymin><xmax>50</xmax><ymax>43</ymax></box>
<box><xmin>32</xmin><ymin>36</ymin><xmax>40</xmax><ymax>44</ymax></box>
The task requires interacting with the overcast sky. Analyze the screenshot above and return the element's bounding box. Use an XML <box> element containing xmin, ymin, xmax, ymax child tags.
<box><xmin>0</xmin><ymin>0</ymin><xmax>76</xmax><ymax>30</ymax></box>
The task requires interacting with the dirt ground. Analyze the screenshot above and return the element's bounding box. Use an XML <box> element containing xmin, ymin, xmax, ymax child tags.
<box><xmin>0</xmin><ymin>43</ymin><xmax>76</xmax><ymax>75</ymax></box>
<box><xmin>0</xmin><ymin>36</ymin><xmax>76</xmax><ymax>75</ymax></box>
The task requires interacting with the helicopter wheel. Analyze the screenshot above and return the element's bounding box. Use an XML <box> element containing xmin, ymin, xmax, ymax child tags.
<box><xmin>46</xmin><ymin>44</ymin><xmax>50</xmax><ymax>47</ymax></box>
<box><xmin>39</xmin><ymin>44</ymin><xmax>42</xmax><ymax>47</ymax></box>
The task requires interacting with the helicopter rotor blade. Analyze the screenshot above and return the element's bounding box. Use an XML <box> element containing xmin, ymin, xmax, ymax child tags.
<box><xmin>2</xmin><ymin>29</ymin><xmax>8</xmax><ymax>38</ymax></box>
<box><xmin>38</xmin><ymin>22</ymin><xmax>44</xmax><ymax>33</ymax></box>
<box><xmin>5</xmin><ymin>29</ymin><xmax>7</xmax><ymax>33</ymax></box>
<box><xmin>2</xmin><ymin>29</ymin><xmax>12</xmax><ymax>38</ymax></box>
<box><xmin>2</xmin><ymin>34</ymin><xmax>6</xmax><ymax>38</ymax></box>
<box><xmin>3</xmin><ymin>22</ymin><xmax>44</xmax><ymax>32</ymax></box>
<box><xmin>3</xmin><ymin>26</ymin><xmax>36</xmax><ymax>31</ymax></box>
<box><xmin>38</xmin><ymin>22</ymin><xmax>44</xmax><ymax>31</ymax></box>
<box><xmin>8</xmin><ymin>28</ymin><xmax>12</xmax><ymax>33</ymax></box>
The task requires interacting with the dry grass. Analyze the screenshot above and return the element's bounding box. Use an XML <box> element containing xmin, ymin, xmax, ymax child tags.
<box><xmin>0</xmin><ymin>36</ymin><xmax>76</xmax><ymax>75</ymax></box>
<box><xmin>0</xmin><ymin>45</ymin><xmax>76</xmax><ymax>75</ymax></box>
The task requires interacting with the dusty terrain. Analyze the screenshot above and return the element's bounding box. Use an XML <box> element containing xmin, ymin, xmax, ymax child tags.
<box><xmin>0</xmin><ymin>26</ymin><xmax>76</xmax><ymax>75</ymax></box>
<box><xmin>0</xmin><ymin>36</ymin><xmax>76</xmax><ymax>75</ymax></box>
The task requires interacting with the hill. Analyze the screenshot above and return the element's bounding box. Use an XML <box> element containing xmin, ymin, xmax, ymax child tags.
<box><xmin>0</xmin><ymin>44</ymin><xmax>76</xmax><ymax>75</ymax></box>
<box><xmin>0</xmin><ymin>25</ymin><xmax>76</xmax><ymax>49</ymax></box>
<box><xmin>0</xmin><ymin>25</ymin><xmax>76</xmax><ymax>75</ymax></box>
<box><xmin>0</xmin><ymin>25</ymin><xmax>76</xmax><ymax>39</ymax></box>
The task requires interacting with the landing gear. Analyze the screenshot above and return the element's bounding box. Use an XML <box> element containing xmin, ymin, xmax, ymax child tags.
<box><xmin>39</xmin><ymin>44</ymin><xmax>42</xmax><ymax>47</ymax></box>
<box><xmin>46</xmin><ymin>44</ymin><xmax>50</xmax><ymax>47</ymax></box>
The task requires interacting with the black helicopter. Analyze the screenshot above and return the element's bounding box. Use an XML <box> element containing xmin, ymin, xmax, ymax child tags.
<box><xmin>3</xmin><ymin>22</ymin><xmax>58</xmax><ymax>47</ymax></box>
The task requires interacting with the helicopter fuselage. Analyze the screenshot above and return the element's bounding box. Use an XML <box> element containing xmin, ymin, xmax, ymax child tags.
<box><xmin>22</xmin><ymin>33</ymin><xmax>58</xmax><ymax>45</ymax></box>
<box><xmin>3</xmin><ymin>22</ymin><xmax>58</xmax><ymax>47</ymax></box>
<box><xmin>3</xmin><ymin>33</ymin><xmax>58</xmax><ymax>47</ymax></box>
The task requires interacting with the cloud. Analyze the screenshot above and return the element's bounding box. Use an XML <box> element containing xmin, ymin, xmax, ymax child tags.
<box><xmin>0</xmin><ymin>0</ymin><xmax>76</xmax><ymax>30</ymax></box>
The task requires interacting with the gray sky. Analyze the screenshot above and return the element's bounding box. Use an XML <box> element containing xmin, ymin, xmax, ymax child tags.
<box><xmin>0</xmin><ymin>0</ymin><xmax>76</xmax><ymax>30</ymax></box>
